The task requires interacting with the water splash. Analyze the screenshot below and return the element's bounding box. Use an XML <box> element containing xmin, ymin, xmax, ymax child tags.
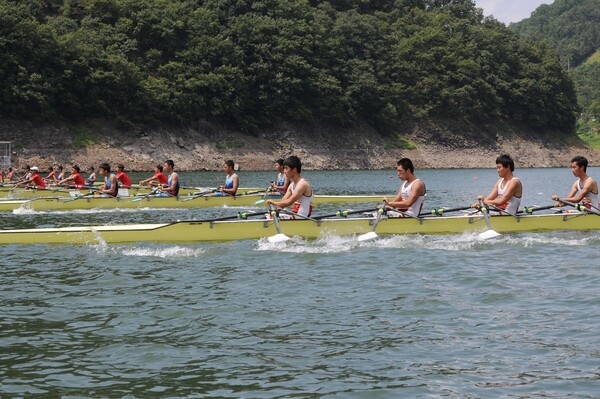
<box><xmin>121</xmin><ymin>245</ymin><xmax>205</xmax><ymax>258</ymax></box>
<box><xmin>254</xmin><ymin>230</ymin><xmax>600</xmax><ymax>254</ymax></box>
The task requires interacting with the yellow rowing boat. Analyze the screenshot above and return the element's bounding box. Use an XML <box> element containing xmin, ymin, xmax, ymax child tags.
<box><xmin>0</xmin><ymin>212</ymin><xmax>597</xmax><ymax>244</ymax></box>
<box><xmin>0</xmin><ymin>185</ymin><xmax>265</xmax><ymax>198</ymax></box>
<box><xmin>0</xmin><ymin>193</ymin><xmax>384</xmax><ymax>211</ymax></box>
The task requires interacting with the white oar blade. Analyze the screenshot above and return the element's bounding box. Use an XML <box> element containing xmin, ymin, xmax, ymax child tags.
<box><xmin>268</xmin><ymin>233</ymin><xmax>290</xmax><ymax>243</ymax></box>
<box><xmin>479</xmin><ymin>229</ymin><xmax>501</xmax><ymax>240</ymax></box>
<box><xmin>358</xmin><ymin>231</ymin><xmax>379</xmax><ymax>242</ymax></box>
<box><xmin>255</xmin><ymin>199</ymin><xmax>265</xmax><ymax>204</ymax></box>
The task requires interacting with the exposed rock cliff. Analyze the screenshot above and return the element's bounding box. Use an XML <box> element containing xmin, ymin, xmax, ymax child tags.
<box><xmin>1</xmin><ymin>119</ymin><xmax>597</xmax><ymax>172</ymax></box>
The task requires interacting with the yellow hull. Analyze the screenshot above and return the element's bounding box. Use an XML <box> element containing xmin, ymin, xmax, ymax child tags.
<box><xmin>0</xmin><ymin>213</ymin><xmax>597</xmax><ymax>244</ymax></box>
<box><xmin>0</xmin><ymin>193</ymin><xmax>382</xmax><ymax>211</ymax></box>
<box><xmin>0</xmin><ymin>186</ymin><xmax>265</xmax><ymax>199</ymax></box>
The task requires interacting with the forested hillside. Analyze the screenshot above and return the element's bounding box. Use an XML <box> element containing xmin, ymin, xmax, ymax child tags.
<box><xmin>511</xmin><ymin>0</ymin><xmax>600</xmax><ymax>147</ymax></box>
<box><xmin>0</xmin><ymin>0</ymin><xmax>580</xmax><ymax>138</ymax></box>
<box><xmin>510</xmin><ymin>0</ymin><xmax>600</xmax><ymax>68</ymax></box>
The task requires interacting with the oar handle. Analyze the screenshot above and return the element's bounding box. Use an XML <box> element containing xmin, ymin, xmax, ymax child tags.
<box><xmin>557</xmin><ymin>198</ymin><xmax>599</xmax><ymax>214</ymax></box>
<box><xmin>254</xmin><ymin>186</ymin><xmax>275</xmax><ymax>204</ymax></box>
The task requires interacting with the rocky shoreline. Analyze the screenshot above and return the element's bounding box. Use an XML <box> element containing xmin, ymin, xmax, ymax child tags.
<box><xmin>2</xmin><ymin>119</ymin><xmax>598</xmax><ymax>172</ymax></box>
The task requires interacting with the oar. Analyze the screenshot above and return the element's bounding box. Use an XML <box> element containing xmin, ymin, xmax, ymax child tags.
<box><xmin>242</xmin><ymin>189</ymin><xmax>273</xmax><ymax>196</ymax></box>
<box><xmin>358</xmin><ymin>201</ymin><xmax>387</xmax><ymax>242</ymax></box>
<box><xmin>519</xmin><ymin>204</ymin><xmax>559</xmax><ymax>214</ymax></box>
<box><xmin>198</xmin><ymin>211</ymin><xmax>266</xmax><ymax>223</ymax></box>
<box><xmin>131</xmin><ymin>187</ymin><xmax>162</xmax><ymax>202</ymax></box>
<box><xmin>486</xmin><ymin>204</ymin><xmax>520</xmax><ymax>219</ymax></box>
<box><xmin>279</xmin><ymin>209</ymin><xmax>320</xmax><ymax>222</ymax></box>
<box><xmin>588</xmin><ymin>203</ymin><xmax>600</xmax><ymax>213</ymax></box>
<box><xmin>255</xmin><ymin>186</ymin><xmax>275</xmax><ymax>205</ymax></box>
<box><xmin>182</xmin><ymin>189</ymin><xmax>215</xmax><ymax>202</ymax></box>
<box><xmin>267</xmin><ymin>204</ymin><xmax>290</xmax><ymax>243</ymax></box>
<box><xmin>314</xmin><ymin>207</ymin><xmax>380</xmax><ymax>220</ymax></box>
<box><xmin>557</xmin><ymin>198</ymin><xmax>600</xmax><ymax>214</ymax></box>
<box><xmin>478</xmin><ymin>199</ymin><xmax>500</xmax><ymax>239</ymax></box>
<box><xmin>427</xmin><ymin>205</ymin><xmax>473</xmax><ymax>216</ymax></box>
<box><xmin>63</xmin><ymin>192</ymin><xmax>97</xmax><ymax>202</ymax></box>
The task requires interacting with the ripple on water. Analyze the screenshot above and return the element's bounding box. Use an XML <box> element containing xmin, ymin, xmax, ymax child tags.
<box><xmin>1</xmin><ymin>226</ymin><xmax>599</xmax><ymax>397</ymax></box>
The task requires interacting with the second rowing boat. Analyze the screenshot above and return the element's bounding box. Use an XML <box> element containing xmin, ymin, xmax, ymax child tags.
<box><xmin>0</xmin><ymin>193</ymin><xmax>384</xmax><ymax>212</ymax></box>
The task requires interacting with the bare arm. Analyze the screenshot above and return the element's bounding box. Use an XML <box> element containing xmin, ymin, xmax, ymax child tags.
<box><xmin>163</xmin><ymin>173</ymin><xmax>178</xmax><ymax>193</ymax></box>
<box><xmin>384</xmin><ymin>180</ymin><xmax>425</xmax><ymax>209</ymax></box>
<box><xmin>101</xmin><ymin>175</ymin><xmax>118</xmax><ymax>196</ymax></box>
<box><xmin>57</xmin><ymin>175</ymin><xmax>76</xmax><ymax>185</ymax></box>
<box><xmin>220</xmin><ymin>174</ymin><xmax>239</xmax><ymax>196</ymax></box>
<box><xmin>272</xmin><ymin>177</ymin><xmax>289</xmax><ymax>192</ymax></box>
<box><xmin>268</xmin><ymin>180</ymin><xmax>311</xmax><ymax>208</ymax></box>
<box><xmin>552</xmin><ymin>179</ymin><xmax>598</xmax><ymax>203</ymax></box>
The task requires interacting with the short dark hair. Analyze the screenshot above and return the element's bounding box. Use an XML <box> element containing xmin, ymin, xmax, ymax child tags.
<box><xmin>397</xmin><ymin>158</ymin><xmax>414</xmax><ymax>173</ymax></box>
<box><xmin>283</xmin><ymin>155</ymin><xmax>302</xmax><ymax>173</ymax></box>
<box><xmin>73</xmin><ymin>165</ymin><xmax>80</xmax><ymax>172</ymax></box>
<box><xmin>571</xmin><ymin>155</ymin><xmax>588</xmax><ymax>172</ymax></box>
<box><xmin>99</xmin><ymin>163</ymin><xmax>111</xmax><ymax>173</ymax></box>
<box><xmin>275</xmin><ymin>158</ymin><xmax>285</xmax><ymax>166</ymax></box>
<box><xmin>117</xmin><ymin>164</ymin><xmax>125</xmax><ymax>170</ymax></box>
<box><xmin>165</xmin><ymin>160</ymin><xmax>175</xmax><ymax>168</ymax></box>
<box><xmin>225</xmin><ymin>160</ymin><xmax>235</xmax><ymax>169</ymax></box>
<box><xmin>156</xmin><ymin>164</ymin><xmax>163</xmax><ymax>172</ymax></box>
<box><xmin>495</xmin><ymin>154</ymin><xmax>515</xmax><ymax>171</ymax></box>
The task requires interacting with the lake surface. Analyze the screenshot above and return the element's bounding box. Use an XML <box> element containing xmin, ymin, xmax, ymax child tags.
<box><xmin>1</xmin><ymin>168</ymin><xmax>599</xmax><ymax>398</ymax></box>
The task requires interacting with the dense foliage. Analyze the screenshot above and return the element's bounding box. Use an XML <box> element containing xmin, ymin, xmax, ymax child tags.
<box><xmin>0</xmin><ymin>0</ymin><xmax>580</xmax><ymax>133</ymax></box>
<box><xmin>511</xmin><ymin>0</ymin><xmax>599</xmax><ymax>146</ymax></box>
<box><xmin>570</xmin><ymin>58</ymin><xmax>600</xmax><ymax>117</ymax></box>
<box><xmin>510</xmin><ymin>0</ymin><xmax>600</xmax><ymax>69</ymax></box>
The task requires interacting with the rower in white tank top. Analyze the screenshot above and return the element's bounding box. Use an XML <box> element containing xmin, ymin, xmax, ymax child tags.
<box><xmin>290</xmin><ymin>178</ymin><xmax>313</xmax><ymax>217</ymax></box>
<box><xmin>497</xmin><ymin>177</ymin><xmax>521</xmax><ymax>215</ymax></box>
<box><xmin>577</xmin><ymin>178</ymin><xmax>599</xmax><ymax>208</ymax></box>
<box><xmin>400</xmin><ymin>179</ymin><xmax>426</xmax><ymax>216</ymax></box>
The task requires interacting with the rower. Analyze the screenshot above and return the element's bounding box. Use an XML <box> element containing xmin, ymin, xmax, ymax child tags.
<box><xmin>56</xmin><ymin>165</ymin><xmax>65</xmax><ymax>182</ymax></box>
<box><xmin>44</xmin><ymin>166</ymin><xmax>58</xmax><ymax>183</ymax></box>
<box><xmin>214</xmin><ymin>160</ymin><xmax>239</xmax><ymax>196</ymax></box>
<box><xmin>57</xmin><ymin>165</ymin><xmax>87</xmax><ymax>188</ymax></box>
<box><xmin>382</xmin><ymin>158</ymin><xmax>426</xmax><ymax>217</ymax></box>
<box><xmin>271</xmin><ymin>158</ymin><xmax>290</xmax><ymax>195</ymax></box>
<box><xmin>97</xmin><ymin>163</ymin><xmax>119</xmax><ymax>197</ymax></box>
<box><xmin>139</xmin><ymin>164</ymin><xmax>168</xmax><ymax>187</ymax></box>
<box><xmin>551</xmin><ymin>155</ymin><xmax>599</xmax><ymax>211</ymax></box>
<box><xmin>157</xmin><ymin>159</ymin><xmax>180</xmax><ymax>197</ymax></box>
<box><xmin>86</xmin><ymin>166</ymin><xmax>96</xmax><ymax>185</ymax></box>
<box><xmin>115</xmin><ymin>164</ymin><xmax>132</xmax><ymax>188</ymax></box>
<box><xmin>473</xmin><ymin>154</ymin><xmax>522</xmax><ymax>215</ymax></box>
<box><xmin>14</xmin><ymin>166</ymin><xmax>46</xmax><ymax>189</ymax></box>
<box><xmin>266</xmin><ymin>155</ymin><xmax>313</xmax><ymax>218</ymax></box>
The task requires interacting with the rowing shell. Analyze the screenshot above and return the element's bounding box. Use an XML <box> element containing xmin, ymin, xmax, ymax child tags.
<box><xmin>0</xmin><ymin>213</ymin><xmax>597</xmax><ymax>245</ymax></box>
<box><xmin>0</xmin><ymin>186</ymin><xmax>266</xmax><ymax>199</ymax></box>
<box><xmin>0</xmin><ymin>194</ymin><xmax>384</xmax><ymax>212</ymax></box>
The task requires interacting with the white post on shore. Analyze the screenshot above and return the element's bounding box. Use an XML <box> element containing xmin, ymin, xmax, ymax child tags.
<box><xmin>0</xmin><ymin>141</ymin><xmax>11</xmax><ymax>169</ymax></box>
